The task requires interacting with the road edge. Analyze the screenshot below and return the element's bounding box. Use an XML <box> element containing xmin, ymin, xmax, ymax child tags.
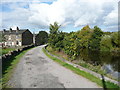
<box><xmin>42</xmin><ymin>46</ymin><xmax>120</xmax><ymax>89</ymax></box>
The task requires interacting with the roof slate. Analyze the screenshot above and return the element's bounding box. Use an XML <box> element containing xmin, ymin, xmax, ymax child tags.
<box><xmin>1</xmin><ymin>29</ymin><xmax>28</xmax><ymax>35</ymax></box>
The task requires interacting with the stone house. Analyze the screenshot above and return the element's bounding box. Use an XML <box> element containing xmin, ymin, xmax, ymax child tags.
<box><xmin>35</xmin><ymin>34</ymin><xmax>41</xmax><ymax>46</ymax></box>
<box><xmin>1</xmin><ymin>27</ymin><xmax>33</xmax><ymax>46</ymax></box>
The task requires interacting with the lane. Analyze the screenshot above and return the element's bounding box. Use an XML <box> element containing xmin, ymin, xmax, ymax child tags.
<box><xmin>8</xmin><ymin>45</ymin><xmax>100</xmax><ymax>88</ymax></box>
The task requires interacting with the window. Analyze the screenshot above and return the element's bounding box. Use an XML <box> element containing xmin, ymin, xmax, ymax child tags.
<box><xmin>9</xmin><ymin>36</ymin><xmax>11</xmax><ymax>40</ymax></box>
<box><xmin>16</xmin><ymin>35</ymin><xmax>19</xmax><ymax>39</ymax></box>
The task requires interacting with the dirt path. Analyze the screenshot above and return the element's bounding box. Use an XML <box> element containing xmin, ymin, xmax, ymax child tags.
<box><xmin>8</xmin><ymin>45</ymin><xmax>101</xmax><ymax>88</ymax></box>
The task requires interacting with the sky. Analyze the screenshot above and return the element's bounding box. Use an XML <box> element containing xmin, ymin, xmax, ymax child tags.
<box><xmin>0</xmin><ymin>0</ymin><xmax>119</xmax><ymax>33</ymax></box>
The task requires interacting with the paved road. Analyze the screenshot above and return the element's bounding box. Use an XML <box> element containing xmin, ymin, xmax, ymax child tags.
<box><xmin>8</xmin><ymin>45</ymin><xmax>100</xmax><ymax>88</ymax></box>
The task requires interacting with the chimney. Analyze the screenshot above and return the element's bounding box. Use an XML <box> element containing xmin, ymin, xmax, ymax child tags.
<box><xmin>3</xmin><ymin>29</ymin><xmax>6</xmax><ymax>33</ymax></box>
<box><xmin>16</xmin><ymin>27</ymin><xmax>19</xmax><ymax>33</ymax></box>
<box><xmin>10</xmin><ymin>28</ymin><xmax>12</xmax><ymax>33</ymax></box>
<box><xmin>17</xmin><ymin>27</ymin><xmax>19</xmax><ymax>31</ymax></box>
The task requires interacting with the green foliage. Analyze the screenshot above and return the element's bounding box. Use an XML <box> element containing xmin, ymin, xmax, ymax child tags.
<box><xmin>100</xmin><ymin>35</ymin><xmax>113</xmax><ymax>51</ymax></box>
<box><xmin>37</xmin><ymin>31</ymin><xmax>48</xmax><ymax>45</ymax></box>
<box><xmin>54</xmin><ymin>32</ymin><xmax>65</xmax><ymax>51</ymax></box>
<box><xmin>48</xmin><ymin>23</ymin><xmax>120</xmax><ymax>60</ymax></box>
<box><xmin>103</xmin><ymin>32</ymin><xmax>113</xmax><ymax>35</ymax></box>
<box><xmin>49</xmin><ymin>22</ymin><xmax>61</xmax><ymax>34</ymax></box>
<box><xmin>111</xmin><ymin>32</ymin><xmax>119</xmax><ymax>47</ymax></box>
<box><xmin>2</xmin><ymin>48</ymin><xmax>16</xmax><ymax>55</ymax></box>
<box><xmin>48</xmin><ymin>22</ymin><xmax>65</xmax><ymax>51</ymax></box>
<box><xmin>43</xmin><ymin>47</ymin><xmax>119</xmax><ymax>88</ymax></box>
<box><xmin>89</xmin><ymin>26</ymin><xmax>103</xmax><ymax>50</ymax></box>
<box><xmin>48</xmin><ymin>22</ymin><xmax>61</xmax><ymax>48</ymax></box>
<box><xmin>63</xmin><ymin>32</ymin><xmax>80</xmax><ymax>59</ymax></box>
<box><xmin>76</xmin><ymin>25</ymin><xmax>92</xmax><ymax>48</ymax></box>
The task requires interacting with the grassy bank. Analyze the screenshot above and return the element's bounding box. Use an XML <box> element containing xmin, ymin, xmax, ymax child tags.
<box><xmin>1</xmin><ymin>48</ymin><xmax>16</xmax><ymax>55</ymax></box>
<box><xmin>42</xmin><ymin>47</ymin><xmax>119</xmax><ymax>89</ymax></box>
<box><xmin>46</xmin><ymin>46</ymin><xmax>119</xmax><ymax>81</ymax></box>
<box><xmin>1</xmin><ymin>47</ymin><xmax>33</xmax><ymax>88</ymax></box>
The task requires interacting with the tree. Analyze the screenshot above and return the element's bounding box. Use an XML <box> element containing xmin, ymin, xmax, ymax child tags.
<box><xmin>111</xmin><ymin>32</ymin><xmax>119</xmax><ymax>47</ymax></box>
<box><xmin>54</xmin><ymin>31</ymin><xmax>65</xmax><ymax>51</ymax></box>
<box><xmin>49</xmin><ymin>22</ymin><xmax>61</xmax><ymax>34</ymax></box>
<box><xmin>37</xmin><ymin>31</ymin><xmax>48</xmax><ymax>45</ymax></box>
<box><xmin>100</xmin><ymin>35</ymin><xmax>113</xmax><ymax>51</ymax></box>
<box><xmin>48</xmin><ymin>22</ymin><xmax>61</xmax><ymax>49</ymax></box>
<box><xmin>63</xmin><ymin>32</ymin><xmax>80</xmax><ymax>59</ymax></box>
<box><xmin>76</xmin><ymin>25</ymin><xmax>92</xmax><ymax>48</ymax></box>
<box><xmin>89</xmin><ymin>26</ymin><xmax>103</xmax><ymax>50</ymax></box>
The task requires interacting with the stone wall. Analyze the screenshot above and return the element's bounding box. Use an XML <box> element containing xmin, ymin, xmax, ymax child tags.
<box><xmin>2</xmin><ymin>45</ymin><xmax>34</xmax><ymax>63</ymax></box>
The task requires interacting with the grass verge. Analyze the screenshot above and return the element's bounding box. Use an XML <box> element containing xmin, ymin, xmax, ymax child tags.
<box><xmin>3</xmin><ymin>48</ymin><xmax>16</xmax><ymax>55</ymax></box>
<box><xmin>42</xmin><ymin>47</ymin><xmax>120</xmax><ymax>89</ymax></box>
<box><xmin>46</xmin><ymin>46</ymin><xmax>119</xmax><ymax>82</ymax></box>
<box><xmin>1</xmin><ymin>47</ymin><xmax>33</xmax><ymax>88</ymax></box>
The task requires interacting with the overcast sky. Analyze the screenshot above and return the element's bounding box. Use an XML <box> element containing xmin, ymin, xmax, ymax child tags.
<box><xmin>0</xmin><ymin>0</ymin><xmax>119</xmax><ymax>33</ymax></box>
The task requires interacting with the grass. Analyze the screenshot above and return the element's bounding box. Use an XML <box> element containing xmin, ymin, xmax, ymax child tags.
<box><xmin>46</xmin><ymin>46</ymin><xmax>119</xmax><ymax>81</ymax></box>
<box><xmin>0</xmin><ymin>46</ymin><xmax>24</xmax><ymax>56</ymax></box>
<box><xmin>77</xmin><ymin>60</ymin><xmax>119</xmax><ymax>82</ymax></box>
<box><xmin>1</xmin><ymin>47</ymin><xmax>33</xmax><ymax>88</ymax></box>
<box><xmin>42</xmin><ymin>47</ymin><xmax>120</xmax><ymax>89</ymax></box>
<box><xmin>77</xmin><ymin>60</ymin><xmax>106</xmax><ymax>75</ymax></box>
<box><xmin>0</xmin><ymin>48</ymin><xmax>16</xmax><ymax>56</ymax></box>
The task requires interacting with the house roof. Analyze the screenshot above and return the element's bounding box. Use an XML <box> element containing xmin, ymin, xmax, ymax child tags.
<box><xmin>0</xmin><ymin>29</ymin><xmax>28</xmax><ymax>35</ymax></box>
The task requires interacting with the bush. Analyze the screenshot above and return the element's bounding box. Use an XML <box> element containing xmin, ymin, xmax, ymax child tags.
<box><xmin>100</xmin><ymin>35</ymin><xmax>113</xmax><ymax>51</ymax></box>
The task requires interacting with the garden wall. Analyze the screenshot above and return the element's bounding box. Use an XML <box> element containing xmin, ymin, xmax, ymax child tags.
<box><xmin>2</xmin><ymin>45</ymin><xmax>34</xmax><ymax>63</ymax></box>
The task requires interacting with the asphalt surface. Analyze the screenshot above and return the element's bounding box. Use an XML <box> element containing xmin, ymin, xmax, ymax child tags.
<box><xmin>8</xmin><ymin>45</ymin><xmax>100</xmax><ymax>88</ymax></box>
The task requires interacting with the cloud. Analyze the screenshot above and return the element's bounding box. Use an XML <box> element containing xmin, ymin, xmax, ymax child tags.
<box><xmin>1</xmin><ymin>0</ymin><xmax>57</xmax><ymax>3</ymax></box>
<box><xmin>1</xmin><ymin>5</ymin><xmax>31</xmax><ymax>29</ymax></box>
<box><xmin>104</xmin><ymin>7</ymin><xmax>118</xmax><ymax>25</ymax></box>
<box><xmin>1</xmin><ymin>0</ymin><xmax>119</xmax><ymax>32</ymax></box>
<box><xmin>28</xmin><ymin>0</ymin><xmax>118</xmax><ymax>29</ymax></box>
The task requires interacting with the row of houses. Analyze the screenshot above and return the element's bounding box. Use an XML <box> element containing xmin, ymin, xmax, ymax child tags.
<box><xmin>0</xmin><ymin>27</ymin><xmax>43</xmax><ymax>46</ymax></box>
